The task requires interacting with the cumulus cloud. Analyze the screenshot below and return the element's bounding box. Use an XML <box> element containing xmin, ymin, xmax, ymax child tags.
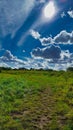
<box><xmin>54</xmin><ymin>30</ymin><xmax>73</xmax><ymax>44</ymax></box>
<box><xmin>30</xmin><ymin>30</ymin><xmax>73</xmax><ymax>45</ymax></box>
<box><xmin>61</xmin><ymin>50</ymin><xmax>71</xmax><ymax>60</ymax></box>
<box><xmin>30</xmin><ymin>29</ymin><xmax>73</xmax><ymax>70</ymax></box>
<box><xmin>0</xmin><ymin>62</ymin><xmax>9</xmax><ymax>68</ymax></box>
<box><xmin>0</xmin><ymin>50</ymin><xmax>17</xmax><ymax>62</ymax></box>
<box><xmin>32</xmin><ymin>45</ymin><xmax>61</xmax><ymax>60</ymax></box>
<box><xmin>0</xmin><ymin>49</ymin><xmax>73</xmax><ymax>71</ymax></box>
<box><xmin>40</xmin><ymin>37</ymin><xmax>53</xmax><ymax>45</ymax></box>
<box><xmin>26</xmin><ymin>54</ymin><xmax>73</xmax><ymax>70</ymax></box>
<box><xmin>20</xmin><ymin>51</ymin><xmax>73</xmax><ymax>70</ymax></box>
<box><xmin>0</xmin><ymin>50</ymin><xmax>50</xmax><ymax>70</ymax></box>
<box><xmin>68</xmin><ymin>10</ymin><xmax>73</xmax><ymax>18</ymax></box>
<box><xmin>0</xmin><ymin>50</ymin><xmax>26</xmax><ymax>68</ymax></box>
<box><xmin>30</xmin><ymin>29</ymin><xmax>54</xmax><ymax>45</ymax></box>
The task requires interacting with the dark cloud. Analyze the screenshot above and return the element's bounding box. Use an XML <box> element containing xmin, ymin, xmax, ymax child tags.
<box><xmin>40</xmin><ymin>37</ymin><xmax>53</xmax><ymax>45</ymax></box>
<box><xmin>54</xmin><ymin>30</ymin><xmax>72</xmax><ymax>44</ymax></box>
<box><xmin>32</xmin><ymin>45</ymin><xmax>61</xmax><ymax>60</ymax></box>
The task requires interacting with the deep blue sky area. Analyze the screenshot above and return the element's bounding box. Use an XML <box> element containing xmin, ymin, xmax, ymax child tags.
<box><xmin>0</xmin><ymin>0</ymin><xmax>73</xmax><ymax>70</ymax></box>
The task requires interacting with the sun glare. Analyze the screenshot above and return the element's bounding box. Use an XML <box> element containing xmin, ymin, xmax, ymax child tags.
<box><xmin>44</xmin><ymin>1</ymin><xmax>56</xmax><ymax>19</ymax></box>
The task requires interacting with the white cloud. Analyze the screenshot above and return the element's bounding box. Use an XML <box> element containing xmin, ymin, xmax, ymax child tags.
<box><xmin>68</xmin><ymin>10</ymin><xmax>73</xmax><ymax>18</ymax></box>
<box><xmin>26</xmin><ymin>55</ymin><xmax>73</xmax><ymax>70</ymax></box>
<box><xmin>31</xmin><ymin>44</ymin><xmax>73</xmax><ymax>64</ymax></box>
<box><xmin>61</xmin><ymin>12</ymin><xmax>66</xmax><ymax>18</ymax></box>
<box><xmin>0</xmin><ymin>50</ymin><xmax>26</xmax><ymax>68</ymax></box>
<box><xmin>30</xmin><ymin>29</ymin><xmax>73</xmax><ymax>69</ymax></box>
<box><xmin>0</xmin><ymin>49</ymin><xmax>73</xmax><ymax>71</ymax></box>
<box><xmin>0</xmin><ymin>62</ymin><xmax>9</xmax><ymax>68</ymax></box>
<box><xmin>60</xmin><ymin>50</ymin><xmax>71</xmax><ymax>60</ymax></box>
<box><xmin>39</xmin><ymin>0</ymin><xmax>46</xmax><ymax>3</ymax></box>
<box><xmin>30</xmin><ymin>29</ymin><xmax>54</xmax><ymax>45</ymax></box>
<box><xmin>40</xmin><ymin>37</ymin><xmax>54</xmax><ymax>45</ymax></box>
<box><xmin>54</xmin><ymin>30</ymin><xmax>73</xmax><ymax>44</ymax></box>
<box><xmin>30</xmin><ymin>29</ymin><xmax>41</xmax><ymax>39</ymax></box>
<box><xmin>23</xmin><ymin>50</ymin><xmax>26</xmax><ymax>53</ymax></box>
<box><xmin>36</xmin><ymin>0</ymin><xmax>46</xmax><ymax>4</ymax></box>
<box><xmin>0</xmin><ymin>50</ymin><xmax>17</xmax><ymax>62</ymax></box>
<box><xmin>30</xmin><ymin>30</ymin><xmax>73</xmax><ymax>45</ymax></box>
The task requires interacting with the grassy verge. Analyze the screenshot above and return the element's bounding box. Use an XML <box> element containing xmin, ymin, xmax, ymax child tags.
<box><xmin>0</xmin><ymin>70</ymin><xmax>73</xmax><ymax>130</ymax></box>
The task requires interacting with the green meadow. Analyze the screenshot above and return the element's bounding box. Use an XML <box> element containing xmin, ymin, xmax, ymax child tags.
<box><xmin>0</xmin><ymin>70</ymin><xmax>73</xmax><ymax>130</ymax></box>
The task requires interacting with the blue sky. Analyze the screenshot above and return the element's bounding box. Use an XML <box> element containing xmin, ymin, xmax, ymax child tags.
<box><xmin>0</xmin><ymin>0</ymin><xmax>73</xmax><ymax>70</ymax></box>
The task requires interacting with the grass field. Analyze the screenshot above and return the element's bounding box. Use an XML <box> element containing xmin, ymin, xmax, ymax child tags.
<box><xmin>0</xmin><ymin>70</ymin><xmax>73</xmax><ymax>130</ymax></box>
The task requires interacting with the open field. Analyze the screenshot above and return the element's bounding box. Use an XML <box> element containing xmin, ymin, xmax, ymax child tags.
<box><xmin>0</xmin><ymin>70</ymin><xmax>73</xmax><ymax>130</ymax></box>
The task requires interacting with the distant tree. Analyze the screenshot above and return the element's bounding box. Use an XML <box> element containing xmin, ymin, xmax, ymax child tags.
<box><xmin>0</xmin><ymin>69</ymin><xmax>1</xmax><ymax>73</ymax></box>
<box><xmin>38</xmin><ymin>68</ymin><xmax>43</xmax><ymax>71</ymax></box>
<box><xmin>67</xmin><ymin>67</ymin><xmax>73</xmax><ymax>71</ymax></box>
<box><xmin>47</xmin><ymin>69</ymin><xmax>53</xmax><ymax>71</ymax></box>
<box><xmin>30</xmin><ymin>68</ymin><xmax>35</xmax><ymax>71</ymax></box>
<box><xmin>0</xmin><ymin>67</ymin><xmax>12</xmax><ymax>70</ymax></box>
<box><xmin>19</xmin><ymin>68</ymin><xmax>26</xmax><ymax>70</ymax></box>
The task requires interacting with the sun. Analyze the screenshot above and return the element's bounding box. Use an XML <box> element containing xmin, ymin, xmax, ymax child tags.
<box><xmin>44</xmin><ymin>1</ymin><xmax>56</xmax><ymax>19</ymax></box>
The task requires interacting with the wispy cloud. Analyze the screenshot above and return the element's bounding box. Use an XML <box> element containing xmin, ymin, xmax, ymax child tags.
<box><xmin>0</xmin><ymin>0</ymin><xmax>35</xmax><ymax>37</ymax></box>
<box><xmin>38</xmin><ymin>0</ymin><xmax>46</xmax><ymax>3</ymax></box>
<box><xmin>30</xmin><ymin>30</ymin><xmax>41</xmax><ymax>40</ymax></box>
